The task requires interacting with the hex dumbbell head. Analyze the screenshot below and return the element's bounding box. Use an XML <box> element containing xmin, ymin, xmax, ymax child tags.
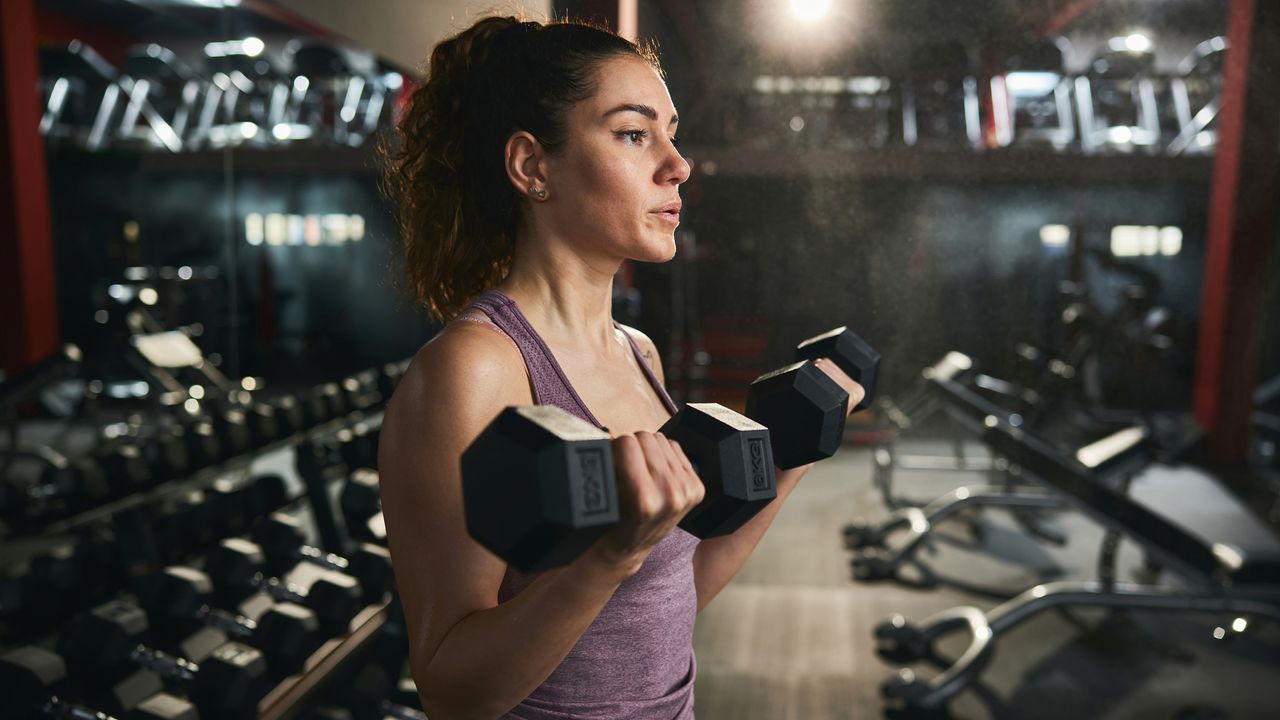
<box><xmin>245</xmin><ymin>473</ymin><xmax>289</xmax><ymax>521</ymax></box>
<box><xmin>347</xmin><ymin>543</ymin><xmax>393</xmax><ymax>603</ymax></box>
<box><xmin>462</xmin><ymin>406</ymin><xmax>619</xmax><ymax>573</ymax></box>
<box><xmin>254</xmin><ymin>512</ymin><xmax>308</xmax><ymax>570</ymax></box>
<box><xmin>1</xmin><ymin>645</ymin><xmax>65</xmax><ymax>719</ymax></box>
<box><xmin>305</xmin><ymin>569</ymin><xmax>363</xmax><ymax>632</ymax></box>
<box><xmin>746</xmin><ymin>361</ymin><xmax>849</xmax><ymax>469</ymax></box>
<box><xmin>188</xmin><ymin>641</ymin><xmax>268</xmax><ymax>719</ymax></box>
<box><xmin>341</xmin><ymin>468</ymin><xmax>381</xmax><ymax>536</ymax></box>
<box><xmin>205</xmin><ymin>538</ymin><xmax>266</xmax><ymax>604</ymax></box>
<box><xmin>137</xmin><ymin>566</ymin><xmax>211</xmax><ymax>625</ymax></box>
<box><xmin>270</xmin><ymin>394</ymin><xmax>306</xmax><ymax>437</ymax></box>
<box><xmin>254</xmin><ymin>602</ymin><xmax>320</xmax><ymax>675</ymax></box>
<box><xmin>133</xmin><ymin>691</ymin><xmax>201</xmax><ymax>720</ymax></box>
<box><xmin>96</xmin><ymin>443</ymin><xmax>151</xmax><ymax>497</ymax></box>
<box><xmin>57</xmin><ymin>599</ymin><xmax>148</xmax><ymax>670</ymax></box>
<box><xmin>794</xmin><ymin>326</ymin><xmax>881</xmax><ymax>411</ymax></box>
<box><xmin>180</xmin><ymin>418</ymin><xmax>222</xmax><ymax>470</ymax></box>
<box><xmin>663</xmin><ymin>403</ymin><xmax>776</xmax><ymax>538</ymax></box>
<box><xmin>245</xmin><ymin>402</ymin><xmax>280</xmax><ymax>448</ymax></box>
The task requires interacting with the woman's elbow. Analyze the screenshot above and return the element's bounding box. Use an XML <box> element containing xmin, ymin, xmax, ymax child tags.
<box><xmin>416</xmin><ymin>669</ymin><xmax>513</xmax><ymax>720</ymax></box>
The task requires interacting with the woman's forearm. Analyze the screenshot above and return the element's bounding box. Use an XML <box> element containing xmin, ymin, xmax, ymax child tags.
<box><xmin>691</xmin><ymin>464</ymin><xmax>810</xmax><ymax>611</ymax></box>
<box><xmin>416</xmin><ymin>549</ymin><xmax>631</xmax><ymax>719</ymax></box>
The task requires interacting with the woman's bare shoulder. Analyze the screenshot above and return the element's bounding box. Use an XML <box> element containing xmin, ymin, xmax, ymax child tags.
<box><xmin>399</xmin><ymin>322</ymin><xmax>528</xmax><ymax>404</ymax></box>
<box><xmin>381</xmin><ymin>322</ymin><xmax>531</xmax><ymax>458</ymax></box>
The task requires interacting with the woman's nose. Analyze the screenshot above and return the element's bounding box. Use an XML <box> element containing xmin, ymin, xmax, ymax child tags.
<box><xmin>660</xmin><ymin>141</ymin><xmax>691</xmax><ymax>185</ymax></box>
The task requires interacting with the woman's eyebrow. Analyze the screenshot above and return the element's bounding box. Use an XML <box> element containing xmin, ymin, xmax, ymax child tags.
<box><xmin>602</xmin><ymin>103</ymin><xmax>679</xmax><ymax>126</ymax></box>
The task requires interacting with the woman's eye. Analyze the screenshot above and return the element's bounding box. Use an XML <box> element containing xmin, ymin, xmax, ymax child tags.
<box><xmin>618</xmin><ymin>130</ymin><xmax>648</xmax><ymax>144</ymax></box>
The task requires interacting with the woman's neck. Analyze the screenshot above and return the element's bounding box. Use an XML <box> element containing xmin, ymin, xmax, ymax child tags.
<box><xmin>495</xmin><ymin>239</ymin><xmax>622</xmax><ymax>357</ymax></box>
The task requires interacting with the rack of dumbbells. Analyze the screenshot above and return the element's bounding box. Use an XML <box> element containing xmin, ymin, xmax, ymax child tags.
<box><xmin>39</xmin><ymin>37</ymin><xmax>402</xmax><ymax>154</ymax></box>
<box><xmin>724</xmin><ymin>35</ymin><xmax>1227</xmax><ymax>156</ymax></box>
<box><xmin>0</xmin><ymin>343</ymin><xmax>426</xmax><ymax>720</ymax></box>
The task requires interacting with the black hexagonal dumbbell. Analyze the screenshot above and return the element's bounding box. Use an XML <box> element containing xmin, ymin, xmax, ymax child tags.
<box><xmin>253</xmin><ymin>512</ymin><xmax>393</xmax><ymax>604</ymax></box>
<box><xmin>2</xmin><ymin>645</ymin><xmax>198</xmax><ymax>720</ymax></box>
<box><xmin>204</xmin><ymin>537</ymin><xmax>365</xmax><ymax>635</ymax></box>
<box><xmin>336</xmin><ymin>420</ymin><xmax>379</xmax><ymax>471</ymax></box>
<box><xmin>340</xmin><ymin>468</ymin><xmax>384</xmax><ymax>544</ymax></box>
<box><xmin>1</xmin><ymin>443</ymin><xmax>149</xmax><ymax>524</ymax></box>
<box><xmin>375</xmin><ymin>359</ymin><xmax>409</xmax><ymax>403</ymax></box>
<box><xmin>137</xmin><ymin>565</ymin><xmax>323</xmax><ymax>677</ymax></box>
<box><xmin>463</xmin><ymin>403</ymin><xmax>776</xmax><ymax>573</ymax></box>
<box><xmin>0</xmin><ymin>528</ymin><xmax>120</xmax><ymax>631</ymax></box>
<box><xmin>150</xmin><ymin>474</ymin><xmax>288</xmax><ymax>562</ymax></box>
<box><xmin>57</xmin><ymin>599</ymin><xmax>268</xmax><ymax>720</ymax></box>
<box><xmin>745</xmin><ymin>326</ymin><xmax>881</xmax><ymax>469</ymax></box>
<box><xmin>176</xmin><ymin>415</ymin><xmax>222</xmax><ymax>471</ymax></box>
<box><xmin>267</xmin><ymin>393</ymin><xmax>307</xmax><ymax>438</ymax></box>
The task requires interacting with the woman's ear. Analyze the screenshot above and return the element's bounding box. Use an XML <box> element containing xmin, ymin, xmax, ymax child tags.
<box><xmin>505</xmin><ymin>131</ymin><xmax>550</xmax><ymax>201</ymax></box>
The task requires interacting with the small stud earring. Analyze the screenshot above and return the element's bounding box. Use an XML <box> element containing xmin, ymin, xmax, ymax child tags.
<box><xmin>529</xmin><ymin>185</ymin><xmax>547</xmax><ymax>199</ymax></box>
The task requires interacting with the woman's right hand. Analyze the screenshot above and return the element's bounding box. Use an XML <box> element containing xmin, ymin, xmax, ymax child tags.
<box><xmin>585</xmin><ymin>432</ymin><xmax>705</xmax><ymax>577</ymax></box>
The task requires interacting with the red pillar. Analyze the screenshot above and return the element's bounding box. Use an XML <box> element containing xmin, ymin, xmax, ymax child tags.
<box><xmin>1193</xmin><ymin>0</ymin><xmax>1280</xmax><ymax>462</ymax></box>
<box><xmin>0</xmin><ymin>0</ymin><xmax>59</xmax><ymax>376</ymax></box>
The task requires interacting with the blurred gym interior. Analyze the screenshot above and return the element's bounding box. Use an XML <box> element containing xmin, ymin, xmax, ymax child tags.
<box><xmin>1</xmin><ymin>1</ymin><xmax>1277</xmax><ymax>718</ymax></box>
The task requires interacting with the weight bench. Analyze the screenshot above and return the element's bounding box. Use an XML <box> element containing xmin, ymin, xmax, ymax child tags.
<box><xmin>862</xmin><ymin>353</ymin><xmax>1002</xmax><ymax>515</ymax></box>
<box><xmin>873</xmin><ymin>411</ymin><xmax>1280</xmax><ymax>712</ymax></box>
<box><xmin>848</xmin><ymin>356</ymin><xmax>1097</xmax><ymax>574</ymax></box>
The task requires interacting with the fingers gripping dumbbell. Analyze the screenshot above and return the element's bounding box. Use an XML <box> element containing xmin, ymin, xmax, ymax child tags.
<box><xmin>463</xmin><ymin>403</ymin><xmax>776</xmax><ymax>573</ymax></box>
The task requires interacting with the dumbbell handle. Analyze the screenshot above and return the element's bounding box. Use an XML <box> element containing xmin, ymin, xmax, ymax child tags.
<box><xmin>129</xmin><ymin>644</ymin><xmax>198</xmax><ymax>683</ymax></box>
<box><xmin>251</xmin><ymin>572</ymin><xmax>310</xmax><ymax>605</ymax></box>
<box><xmin>380</xmin><ymin>701</ymin><xmax>428</xmax><ymax>720</ymax></box>
<box><xmin>198</xmin><ymin>604</ymin><xmax>256</xmax><ymax>640</ymax></box>
<box><xmin>42</xmin><ymin>697</ymin><xmax>119</xmax><ymax>720</ymax></box>
<box><xmin>296</xmin><ymin>544</ymin><xmax>349</xmax><ymax>572</ymax></box>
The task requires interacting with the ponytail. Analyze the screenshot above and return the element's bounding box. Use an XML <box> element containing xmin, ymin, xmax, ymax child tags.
<box><xmin>379</xmin><ymin>15</ymin><xmax>661</xmax><ymax>321</ymax></box>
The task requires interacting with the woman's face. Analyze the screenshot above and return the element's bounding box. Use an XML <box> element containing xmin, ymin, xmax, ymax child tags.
<box><xmin>542</xmin><ymin>55</ymin><xmax>691</xmax><ymax>264</ymax></box>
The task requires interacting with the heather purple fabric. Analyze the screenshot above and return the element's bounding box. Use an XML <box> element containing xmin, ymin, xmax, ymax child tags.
<box><xmin>462</xmin><ymin>289</ymin><xmax>700</xmax><ymax>720</ymax></box>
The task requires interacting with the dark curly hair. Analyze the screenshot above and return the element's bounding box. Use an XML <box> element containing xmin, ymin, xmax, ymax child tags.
<box><xmin>378</xmin><ymin>15</ymin><xmax>663</xmax><ymax>321</ymax></box>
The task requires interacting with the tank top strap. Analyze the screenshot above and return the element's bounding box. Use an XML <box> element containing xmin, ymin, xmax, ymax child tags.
<box><xmin>614</xmin><ymin>322</ymin><xmax>679</xmax><ymax>416</ymax></box>
<box><xmin>464</xmin><ymin>290</ymin><xmax>603</xmax><ymax>428</ymax></box>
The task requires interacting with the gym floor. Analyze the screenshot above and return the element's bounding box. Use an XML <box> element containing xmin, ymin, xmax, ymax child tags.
<box><xmin>693</xmin><ymin>439</ymin><xmax>1280</xmax><ymax>719</ymax></box>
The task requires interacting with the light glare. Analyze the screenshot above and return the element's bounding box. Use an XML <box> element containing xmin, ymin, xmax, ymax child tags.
<box><xmin>790</xmin><ymin>0</ymin><xmax>831</xmax><ymax>21</ymax></box>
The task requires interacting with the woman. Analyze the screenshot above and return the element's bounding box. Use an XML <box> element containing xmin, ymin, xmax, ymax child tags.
<box><xmin>377</xmin><ymin>15</ymin><xmax>863</xmax><ymax>719</ymax></box>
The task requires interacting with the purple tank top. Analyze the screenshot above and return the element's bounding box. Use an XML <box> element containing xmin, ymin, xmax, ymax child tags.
<box><xmin>461</xmin><ymin>290</ymin><xmax>700</xmax><ymax>720</ymax></box>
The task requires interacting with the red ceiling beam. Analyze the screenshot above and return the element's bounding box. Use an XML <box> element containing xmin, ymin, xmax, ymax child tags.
<box><xmin>0</xmin><ymin>0</ymin><xmax>60</xmax><ymax>377</ymax></box>
<box><xmin>1036</xmin><ymin>0</ymin><xmax>1105</xmax><ymax>38</ymax></box>
<box><xmin>1193</xmin><ymin>0</ymin><xmax>1279</xmax><ymax>462</ymax></box>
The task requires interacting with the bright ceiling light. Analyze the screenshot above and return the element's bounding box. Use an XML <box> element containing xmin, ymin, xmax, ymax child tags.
<box><xmin>1124</xmin><ymin>33</ymin><xmax>1152</xmax><ymax>53</ymax></box>
<box><xmin>242</xmin><ymin>37</ymin><xmax>265</xmax><ymax>57</ymax></box>
<box><xmin>790</xmin><ymin>0</ymin><xmax>831</xmax><ymax>22</ymax></box>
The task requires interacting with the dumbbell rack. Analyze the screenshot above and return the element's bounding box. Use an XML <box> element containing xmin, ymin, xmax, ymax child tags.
<box><xmin>258</xmin><ymin>602</ymin><xmax>388</xmax><ymax>720</ymax></box>
<box><xmin>2</xmin><ymin>360</ymin><xmax>412</xmax><ymax>720</ymax></box>
<box><xmin>33</xmin><ymin>411</ymin><xmax>376</xmax><ymax>540</ymax></box>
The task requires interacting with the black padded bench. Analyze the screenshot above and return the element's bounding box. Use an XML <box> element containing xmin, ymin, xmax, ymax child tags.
<box><xmin>847</xmin><ymin>356</ymin><xmax>1131</xmax><ymax>578</ymax></box>
<box><xmin>874</xmin><ymin>402</ymin><xmax>1280</xmax><ymax>712</ymax></box>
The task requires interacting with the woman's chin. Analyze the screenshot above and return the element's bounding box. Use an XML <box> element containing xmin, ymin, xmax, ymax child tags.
<box><xmin>649</xmin><ymin>235</ymin><xmax>679</xmax><ymax>263</ymax></box>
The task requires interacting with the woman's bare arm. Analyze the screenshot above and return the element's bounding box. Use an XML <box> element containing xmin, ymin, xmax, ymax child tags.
<box><xmin>379</xmin><ymin>324</ymin><xmax>636</xmax><ymax>719</ymax></box>
<box><xmin>619</xmin><ymin>327</ymin><xmax>861</xmax><ymax>612</ymax></box>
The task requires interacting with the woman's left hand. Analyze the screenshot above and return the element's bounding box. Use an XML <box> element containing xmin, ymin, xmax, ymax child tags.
<box><xmin>810</xmin><ymin>357</ymin><xmax>866</xmax><ymax>416</ymax></box>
